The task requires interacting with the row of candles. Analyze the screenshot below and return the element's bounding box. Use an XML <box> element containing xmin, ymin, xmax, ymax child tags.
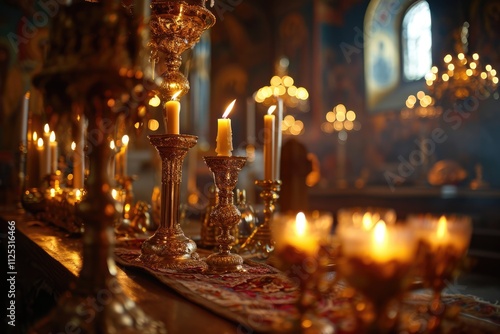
<box><xmin>272</xmin><ymin>208</ymin><xmax>472</xmax><ymax>332</ymax></box>
<box><xmin>163</xmin><ymin>93</ymin><xmax>283</xmax><ymax>181</ymax></box>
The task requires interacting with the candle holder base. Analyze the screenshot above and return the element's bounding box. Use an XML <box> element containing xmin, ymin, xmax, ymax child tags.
<box><xmin>31</xmin><ymin>281</ymin><xmax>166</xmax><ymax>334</ymax></box>
<box><xmin>239</xmin><ymin>180</ymin><xmax>281</xmax><ymax>260</ymax></box>
<box><xmin>205</xmin><ymin>252</ymin><xmax>246</xmax><ymax>274</ymax></box>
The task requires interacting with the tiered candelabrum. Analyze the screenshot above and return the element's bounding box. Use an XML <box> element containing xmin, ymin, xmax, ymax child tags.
<box><xmin>29</xmin><ymin>0</ymin><xmax>165</xmax><ymax>332</ymax></box>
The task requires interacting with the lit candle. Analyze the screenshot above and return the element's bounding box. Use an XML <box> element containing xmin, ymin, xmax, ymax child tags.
<box><xmin>49</xmin><ymin>131</ymin><xmax>58</xmax><ymax>173</ymax></box>
<box><xmin>121</xmin><ymin>134</ymin><xmax>129</xmax><ymax>177</ymax></box>
<box><xmin>283</xmin><ymin>212</ymin><xmax>318</xmax><ymax>256</ymax></box>
<box><xmin>109</xmin><ymin>140</ymin><xmax>116</xmax><ymax>181</ymax></box>
<box><xmin>164</xmin><ymin>91</ymin><xmax>181</xmax><ymax>134</ymax></box>
<box><xmin>75</xmin><ymin>189</ymin><xmax>82</xmax><ymax>202</ymax></box>
<box><xmin>216</xmin><ymin>99</ymin><xmax>236</xmax><ymax>157</ymax></box>
<box><xmin>275</xmin><ymin>97</ymin><xmax>283</xmax><ymax>179</ymax></box>
<box><xmin>20</xmin><ymin>92</ymin><xmax>29</xmax><ymax>146</ymax></box>
<box><xmin>37</xmin><ymin>138</ymin><xmax>45</xmax><ymax>180</ymax></box>
<box><xmin>340</xmin><ymin>220</ymin><xmax>416</xmax><ymax>263</ymax></box>
<box><xmin>264</xmin><ymin>106</ymin><xmax>276</xmax><ymax>180</ymax></box>
<box><xmin>73</xmin><ymin>115</ymin><xmax>85</xmax><ymax>189</ymax></box>
<box><xmin>43</xmin><ymin>124</ymin><xmax>51</xmax><ymax>176</ymax></box>
<box><xmin>26</xmin><ymin>131</ymin><xmax>39</xmax><ymax>188</ymax></box>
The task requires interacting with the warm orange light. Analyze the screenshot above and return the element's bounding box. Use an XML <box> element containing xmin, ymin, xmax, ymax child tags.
<box><xmin>267</xmin><ymin>105</ymin><xmax>277</xmax><ymax>115</ymax></box>
<box><xmin>295</xmin><ymin>212</ymin><xmax>307</xmax><ymax>236</ymax></box>
<box><xmin>37</xmin><ymin>138</ymin><xmax>44</xmax><ymax>148</ymax></box>
<box><xmin>50</xmin><ymin>131</ymin><xmax>56</xmax><ymax>143</ymax></box>
<box><xmin>44</xmin><ymin>123</ymin><xmax>50</xmax><ymax>134</ymax></box>
<box><xmin>171</xmin><ymin>90</ymin><xmax>182</xmax><ymax>101</ymax></box>
<box><xmin>121</xmin><ymin>135</ymin><xmax>129</xmax><ymax>146</ymax></box>
<box><xmin>436</xmin><ymin>216</ymin><xmax>447</xmax><ymax>239</ymax></box>
<box><xmin>222</xmin><ymin>99</ymin><xmax>236</xmax><ymax>119</ymax></box>
<box><xmin>33</xmin><ymin>131</ymin><xmax>38</xmax><ymax>142</ymax></box>
<box><xmin>373</xmin><ymin>220</ymin><xmax>387</xmax><ymax>245</ymax></box>
<box><xmin>71</xmin><ymin>141</ymin><xmax>76</xmax><ymax>151</ymax></box>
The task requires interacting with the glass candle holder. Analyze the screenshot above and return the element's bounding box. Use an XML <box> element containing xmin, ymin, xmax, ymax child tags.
<box><xmin>336</xmin><ymin>219</ymin><xmax>418</xmax><ymax>334</ymax></box>
<box><xmin>271</xmin><ymin>211</ymin><xmax>335</xmax><ymax>334</ymax></box>
<box><xmin>407</xmin><ymin>214</ymin><xmax>472</xmax><ymax>330</ymax></box>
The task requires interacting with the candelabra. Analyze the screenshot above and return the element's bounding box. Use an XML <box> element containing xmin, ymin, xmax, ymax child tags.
<box><xmin>149</xmin><ymin>0</ymin><xmax>215</xmax><ymax>99</ymax></box>
<box><xmin>139</xmin><ymin>134</ymin><xmax>207</xmax><ymax>271</ymax></box>
<box><xmin>203</xmin><ymin>156</ymin><xmax>247</xmax><ymax>274</ymax></box>
<box><xmin>239</xmin><ymin>180</ymin><xmax>281</xmax><ymax>259</ymax></box>
<box><xmin>30</xmin><ymin>1</ymin><xmax>165</xmax><ymax>332</ymax></box>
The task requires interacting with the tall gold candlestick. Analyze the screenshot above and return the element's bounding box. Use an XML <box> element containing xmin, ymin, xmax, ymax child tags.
<box><xmin>139</xmin><ymin>134</ymin><xmax>207</xmax><ymax>271</ymax></box>
<box><xmin>203</xmin><ymin>156</ymin><xmax>247</xmax><ymax>274</ymax></box>
<box><xmin>239</xmin><ymin>179</ymin><xmax>281</xmax><ymax>259</ymax></box>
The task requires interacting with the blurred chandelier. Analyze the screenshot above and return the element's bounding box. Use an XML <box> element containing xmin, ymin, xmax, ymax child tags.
<box><xmin>401</xmin><ymin>91</ymin><xmax>442</xmax><ymax>120</ymax></box>
<box><xmin>254</xmin><ymin>57</ymin><xmax>310</xmax><ymax>112</ymax></box>
<box><xmin>425</xmin><ymin>22</ymin><xmax>499</xmax><ymax>105</ymax></box>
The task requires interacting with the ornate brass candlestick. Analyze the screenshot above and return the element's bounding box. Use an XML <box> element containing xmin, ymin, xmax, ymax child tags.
<box><xmin>150</xmin><ymin>0</ymin><xmax>215</xmax><ymax>99</ymax></box>
<box><xmin>203</xmin><ymin>156</ymin><xmax>247</xmax><ymax>274</ymax></box>
<box><xmin>239</xmin><ymin>179</ymin><xmax>281</xmax><ymax>259</ymax></box>
<box><xmin>30</xmin><ymin>1</ymin><xmax>165</xmax><ymax>333</ymax></box>
<box><xmin>139</xmin><ymin>134</ymin><xmax>206</xmax><ymax>271</ymax></box>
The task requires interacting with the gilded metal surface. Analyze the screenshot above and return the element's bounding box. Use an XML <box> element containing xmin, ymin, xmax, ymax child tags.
<box><xmin>203</xmin><ymin>156</ymin><xmax>247</xmax><ymax>274</ymax></box>
<box><xmin>30</xmin><ymin>1</ymin><xmax>165</xmax><ymax>333</ymax></box>
<box><xmin>149</xmin><ymin>0</ymin><xmax>215</xmax><ymax>98</ymax></box>
<box><xmin>140</xmin><ymin>134</ymin><xmax>207</xmax><ymax>271</ymax></box>
<box><xmin>238</xmin><ymin>180</ymin><xmax>282</xmax><ymax>259</ymax></box>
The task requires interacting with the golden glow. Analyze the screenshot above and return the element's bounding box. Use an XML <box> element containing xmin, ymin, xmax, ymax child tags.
<box><xmin>50</xmin><ymin>131</ymin><xmax>56</xmax><ymax>143</ymax></box>
<box><xmin>111</xmin><ymin>189</ymin><xmax>118</xmax><ymax>200</ymax></box>
<box><xmin>267</xmin><ymin>105</ymin><xmax>276</xmax><ymax>115</ymax></box>
<box><xmin>33</xmin><ymin>131</ymin><xmax>38</xmax><ymax>142</ymax></box>
<box><xmin>110</xmin><ymin>140</ymin><xmax>115</xmax><ymax>150</ymax></box>
<box><xmin>362</xmin><ymin>213</ymin><xmax>373</xmax><ymax>230</ymax></box>
<box><xmin>75</xmin><ymin>189</ymin><xmax>82</xmax><ymax>201</ymax></box>
<box><xmin>437</xmin><ymin>216</ymin><xmax>447</xmax><ymax>239</ymax></box>
<box><xmin>149</xmin><ymin>95</ymin><xmax>161</xmax><ymax>107</ymax></box>
<box><xmin>171</xmin><ymin>90</ymin><xmax>182</xmax><ymax>101</ymax></box>
<box><xmin>295</xmin><ymin>212</ymin><xmax>307</xmax><ymax>236</ymax></box>
<box><xmin>373</xmin><ymin>220</ymin><xmax>387</xmax><ymax>245</ymax></box>
<box><xmin>444</xmin><ymin>54</ymin><xmax>453</xmax><ymax>63</ymax></box>
<box><xmin>472</xmin><ymin>53</ymin><xmax>479</xmax><ymax>60</ymax></box>
<box><xmin>148</xmin><ymin>119</ymin><xmax>160</xmax><ymax>131</ymax></box>
<box><xmin>134</xmin><ymin>122</ymin><xmax>141</xmax><ymax>129</ymax></box>
<box><xmin>71</xmin><ymin>141</ymin><xmax>76</xmax><ymax>151</ymax></box>
<box><xmin>37</xmin><ymin>138</ymin><xmax>44</xmax><ymax>148</ymax></box>
<box><xmin>121</xmin><ymin>135</ymin><xmax>129</xmax><ymax>146</ymax></box>
<box><xmin>222</xmin><ymin>99</ymin><xmax>236</xmax><ymax>118</ymax></box>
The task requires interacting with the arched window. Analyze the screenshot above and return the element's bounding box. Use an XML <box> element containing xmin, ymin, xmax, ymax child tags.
<box><xmin>402</xmin><ymin>1</ymin><xmax>432</xmax><ymax>81</ymax></box>
<box><xmin>364</xmin><ymin>0</ymin><xmax>433</xmax><ymax>112</ymax></box>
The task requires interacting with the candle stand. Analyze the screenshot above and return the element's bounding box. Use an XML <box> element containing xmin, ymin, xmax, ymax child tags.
<box><xmin>203</xmin><ymin>156</ymin><xmax>247</xmax><ymax>274</ymax></box>
<box><xmin>239</xmin><ymin>179</ymin><xmax>281</xmax><ymax>259</ymax></box>
<box><xmin>139</xmin><ymin>134</ymin><xmax>207</xmax><ymax>271</ymax></box>
<box><xmin>29</xmin><ymin>0</ymin><xmax>165</xmax><ymax>332</ymax></box>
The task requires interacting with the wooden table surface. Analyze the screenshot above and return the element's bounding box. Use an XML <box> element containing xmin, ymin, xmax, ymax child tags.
<box><xmin>1</xmin><ymin>208</ymin><xmax>241</xmax><ymax>334</ymax></box>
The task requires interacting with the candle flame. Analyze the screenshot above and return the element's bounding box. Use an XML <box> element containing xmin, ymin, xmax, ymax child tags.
<box><xmin>111</xmin><ymin>189</ymin><xmax>118</xmax><ymax>200</ymax></box>
<box><xmin>37</xmin><ymin>138</ymin><xmax>44</xmax><ymax>148</ymax></box>
<box><xmin>71</xmin><ymin>141</ymin><xmax>76</xmax><ymax>151</ymax></box>
<box><xmin>110</xmin><ymin>140</ymin><xmax>115</xmax><ymax>150</ymax></box>
<box><xmin>25</xmin><ymin>91</ymin><xmax>30</xmax><ymax>99</ymax></box>
<box><xmin>171</xmin><ymin>91</ymin><xmax>182</xmax><ymax>101</ymax></box>
<box><xmin>50</xmin><ymin>188</ymin><xmax>56</xmax><ymax>198</ymax></box>
<box><xmin>362</xmin><ymin>212</ymin><xmax>374</xmax><ymax>230</ymax></box>
<box><xmin>373</xmin><ymin>220</ymin><xmax>387</xmax><ymax>245</ymax></box>
<box><xmin>44</xmin><ymin>123</ymin><xmax>50</xmax><ymax>134</ymax></box>
<box><xmin>222</xmin><ymin>99</ymin><xmax>236</xmax><ymax>118</ymax></box>
<box><xmin>267</xmin><ymin>105</ymin><xmax>277</xmax><ymax>115</ymax></box>
<box><xmin>50</xmin><ymin>131</ymin><xmax>56</xmax><ymax>142</ymax></box>
<box><xmin>295</xmin><ymin>212</ymin><xmax>307</xmax><ymax>236</ymax></box>
<box><xmin>122</xmin><ymin>135</ymin><xmax>130</xmax><ymax>146</ymax></box>
<box><xmin>33</xmin><ymin>131</ymin><xmax>38</xmax><ymax>142</ymax></box>
<box><xmin>436</xmin><ymin>216</ymin><xmax>447</xmax><ymax>239</ymax></box>
<box><xmin>75</xmin><ymin>189</ymin><xmax>82</xmax><ymax>201</ymax></box>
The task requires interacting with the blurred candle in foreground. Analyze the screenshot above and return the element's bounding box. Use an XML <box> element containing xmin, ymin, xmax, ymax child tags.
<box><xmin>37</xmin><ymin>138</ymin><xmax>45</xmax><ymax>179</ymax></box>
<box><xmin>216</xmin><ymin>99</ymin><xmax>235</xmax><ymax>157</ymax></box>
<box><xmin>43</xmin><ymin>124</ymin><xmax>51</xmax><ymax>176</ymax></box>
